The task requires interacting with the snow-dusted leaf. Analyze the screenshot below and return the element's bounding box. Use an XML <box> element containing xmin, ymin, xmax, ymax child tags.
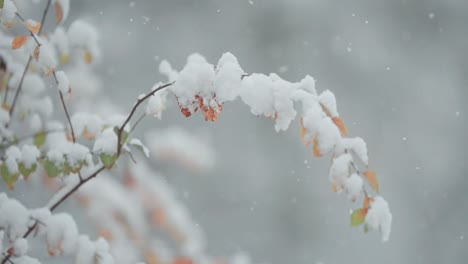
<box><xmin>1</xmin><ymin>163</ymin><xmax>18</xmax><ymax>189</ymax></box>
<box><xmin>18</xmin><ymin>162</ymin><xmax>37</xmax><ymax>180</ymax></box>
<box><xmin>42</xmin><ymin>160</ymin><xmax>61</xmax><ymax>177</ymax></box>
<box><xmin>129</xmin><ymin>138</ymin><xmax>149</xmax><ymax>157</ymax></box>
<box><xmin>25</xmin><ymin>20</ymin><xmax>41</xmax><ymax>34</ymax></box>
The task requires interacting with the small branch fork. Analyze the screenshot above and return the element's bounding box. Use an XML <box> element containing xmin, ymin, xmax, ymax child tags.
<box><xmin>0</xmin><ymin>81</ymin><xmax>174</xmax><ymax>263</ymax></box>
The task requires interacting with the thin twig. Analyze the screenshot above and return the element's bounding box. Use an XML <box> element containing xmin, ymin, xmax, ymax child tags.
<box><xmin>129</xmin><ymin>113</ymin><xmax>145</xmax><ymax>135</ymax></box>
<box><xmin>15</xmin><ymin>13</ymin><xmax>41</xmax><ymax>46</ymax></box>
<box><xmin>116</xmin><ymin>81</ymin><xmax>175</xmax><ymax>157</ymax></box>
<box><xmin>8</xmin><ymin>0</ymin><xmax>52</xmax><ymax>124</ymax></box>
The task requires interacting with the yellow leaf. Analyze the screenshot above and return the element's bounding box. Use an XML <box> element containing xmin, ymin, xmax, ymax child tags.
<box><xmin>59</xmin><ymin>54</ymin><xmax>70</xmax><ymax>64</ymax></box>
<box><xmin>26</xmin><ymin>20</ymin><xmax>41</xmax><ymax>34</ymax></box>
<box><xmin>11</xmin><ymin>35</ymin><xmax>29</xmax><ymax>50</ymax></box>
<box><xmin>1</xmin><ymin>102</ymin><xmax>10</xmax><ymax>112</ymax></box>
<box><xmin>363</xmin><ymin>171</ymin><xmax>379</xmax><ymax>193</ymax></box>
<box><xmin>332</xmin><ymin>116</ymin><xmax>348</xmax><ymax>136</ymax></box>
<box><xmin>54</xmin><ymin>1</ymin><xmax>63</xmax><ymax>25</ymax></box>
<box><xmin>84</xmin><ymin>51</ymin><xmax>92</xmax><ymax>64</ymax></box>
<box><xmin>312</xmin><ymin>136</ymin><xmax>321</xmax><ymax>157</ymax></box>
<box><xmin>331</xmin><ymin>183</ymin><xmax>338</xmax><ymax>192</ymax></box>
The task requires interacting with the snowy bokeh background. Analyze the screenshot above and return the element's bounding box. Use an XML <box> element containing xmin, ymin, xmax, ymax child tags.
<box><xmin>6</xmin><ymin>0</ymin><xmax>468</xmax><ymax>263</ymax></box>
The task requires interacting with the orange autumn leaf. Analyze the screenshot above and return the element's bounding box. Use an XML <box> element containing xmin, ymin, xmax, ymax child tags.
<box><xmin>363</xmin><ymin>196</ymin><xmax>374</xmax><ymax>209</ymax></box>
<box><xmin>54</xmin><ymin>1</ymin><xmax>64</xmax><ymax>24</ymax></box>
<box><xmin>98</xmin><ymin>228</ymin><xmax>113</xmax><ymax>241</ymax></box>
<box><xmin>171</xmin><ymin>258</ymin><xmax>193</xmax><ymax>264</ymax></box>
<box><xmin>11</xmin><ymin>35</ymin><xmax>29</xmax><ymax>50</ymax></box>
<box><xmin>144</xmin><ymin>249</ymin><xmax>159</xmax><ymax>264</ymax></box>
<box><xmin>150</xmin><ymin>207</ymin><xmax>166</xmax><ymax>227</ymax></box>
<box><xmin>363</xmin><ymin>171</ymin><xmax>379</xmax><ymax>193</ymax></box>
<box><xmin>1</xmin><ymin>102</ymin><xmax>10</xmax><ymax>112</ymax></box>
<box><xmin>331</xmin><ymin>183</ymin><xmax>338</xmax><ymax>192</ymax></box>
<box><xmin>320</xmin><ymin>103</ymin><xmax>332</xmax><ymax>117</ymax></box>
<box><xmin>33</xmin><ymin>46</ymin><xmax>40</xmax><ymax>60</ymax></box>
<box><xmin>299</xmin><ymin>117</ymin><xmax>306</xmax><ymax>141</ymax></box>
<box><xmin>312</xmin><ymin>136</ymin><xmax>321</xmax><ymax>157</ymax></box>
<box><xmin>332</xmin><ymin>116</ymin><xmax>348</xmax><ymax>136</ymax></box>
<box><xmin>26</xmin><ymin>20</ymin><xmax>41</xmax><ymax>34</ymax></box>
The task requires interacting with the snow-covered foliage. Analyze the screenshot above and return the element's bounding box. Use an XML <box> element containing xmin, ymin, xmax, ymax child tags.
<box><xmin>0</xmin><ymin>0</ymin><xmax>392</xmax><ymax>263</ymax></box>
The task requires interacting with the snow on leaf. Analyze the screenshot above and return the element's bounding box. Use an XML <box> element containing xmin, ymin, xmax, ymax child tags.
<box><xmin>363</xmin><ymin>171</ymin><xmax>379</xmax><ymax>193</ymax></box>
<box><xmin>25</xmin><ymin>20</ymin><xmax>41</xmax><ymax>34</ymax></box>
<box><xmin>129</xmin><ymin>138</ymin><xmax>149</xmax><ymax>157</ymax></box>
<box><xmin>1</xmin><ymin>163</ymin><xmax>18</xmax><ymax>189</ymax></box>
<box><xmin>11</xmin><ymin>36</ymin><xmax>29</xmax><ymax>50</ymax></box>
<box><xmin>350</xmin><ymin>208</ymin><xmax>367</xmax><ymax>226</ymax></box>
<box><xmin>33</xmin><ymin>131</ymin><xmax>46</xmax><ymax>147</ymax></box>
<box><xmin>18</xmin><ymin>163</ymin><xmax>37</xmax><ymax>180</ymax></box>
<box><xmin>42</xmin><ymin>160</ymin><xmax>61</xmax><ymax>177</ymax></box>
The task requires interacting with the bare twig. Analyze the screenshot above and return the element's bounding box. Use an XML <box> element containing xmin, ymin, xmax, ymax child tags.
<box><xmin>8</xmin><ymin>0</ymin><xmax>52</xmax><ymax>123</ymax></box>
<box><xmin>116</xmin><ymin>81</ymin><xmax>175</xmax><ymax>157</ymax></box>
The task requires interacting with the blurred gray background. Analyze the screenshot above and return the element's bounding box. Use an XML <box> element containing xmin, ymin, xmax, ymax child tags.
<box><xmin>9</xmin><ymin>0</ymin><xmax>468</xmax><ymax>263</ymax></box>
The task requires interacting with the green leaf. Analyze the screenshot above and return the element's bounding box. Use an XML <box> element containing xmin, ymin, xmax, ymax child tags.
<box><xmin>33</xmin><ymin>131</ymin><xmax>46</xmax><ymax>147</ymax></box>
<box><xmin>113</xmin><ymin>126</ymin><xmax>128</xmax><ymax>145</ymax></box>
<box><xmin>129</xmin><ymin>139</ymin><xmax>149</xmax><ymax>157</ymax></box>
<box><xmin>0</xmin><ymin>0</ymin><xmax>4</xmax><ymax>9</ymax></box>
<box><xmin>363</xmin><ymin>224</ymin><xmax>369</xmax><ymax>233</ymax></box>
<box><xmin>1</xmin><ymin>163</ymin><xmax>19</xmax><ymax>190</ymax></box>
<box><xmin>350</xmin><ymin>208</ymin><xmax>367</xmax><ymax>226</ymax></box>
<box><xmin>100</xmin><ymin>153</ymin><xmax>117</xmax><ymax>169</ymax></box>
<box><xmin>18</xmin><ymin>163</ymin><xmax>37</xmax><ymax>180</ymax></box>
<box><xmin>125</xmin><ymin>150</ymin><xmax>137</xmax><ymax>164</ymax></box>
<box><xmin>43</xmin><ymin>160</ymin><xmax>61</xmax><ymax>177</ymax></box>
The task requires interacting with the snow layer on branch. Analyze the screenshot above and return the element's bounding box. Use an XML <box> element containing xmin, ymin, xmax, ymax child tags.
<box><xmin>344</xmin><ymin>173</ymin><xmax>363</xmax><ymax>201</ymax></box>
<box><xmin>319</xmin><ymin>90</ymin><xmax>339</xmax><ymax>117</ymax></box>
<box><xmin>36</xmin><ymin>41</ymin><xmax>57</xmax><ymax>73</ymax></box>
<box><xmin>93</xmin><ymin>128</ymin><xmax>117</xmax><ymax>155</ymax></box>
<box><xmin>239</xmin><ymin>73</ymin><xmax>275</xmax><ymax>118</ymax></box>
<box><xmin>68</xmin><ymin>20</ymin><xmax>100</xmax><ymax>60</ymax></box>
<box><xmin>22</xmin><ymin>74</ymin><xmax>45</xmax><ymax>95</ymax></box>
<box><xmin>5</xmin><ymin>145</ymin><xmax>21</xmax><ymax>174</ymax></box>
<box><xmin>74</xmin><ymin>235</ymin><xmax>115</xmax><ymax>264</ymax></box>
<box><xmin>0</xmin><ymin>197</ymin><xmax>29</xmax><ymax>241</ymax></box>
<box><xmin>12</xmin><ymin>238</ymin><xmax>28</xmax><ymax>257</ymax></box>
<box><xmin>46</xmin><ymin>213</ymin><xmax>78</xmax><ymax>255</ymax></box>
<box><xmin>21</xmin><ymin>145</ymin><xmax>40</xmax><ymax>169</ymax></box>
<box><xmin>71</xmin><ymin>112</ymin><xmax>103</xmax><ymax>139</ymax></box>
<box><xmin>340</xmin><ymin>137</ymin><xmax>369</xmax><ymax>165</ymax></box>
<box><xmin>329</xmin><ymin>153</ymin><xmax>352</xmax><ymax>191</ymax></box>
<box><xmin>51</xmin><ymin>27</ymin><xmax>69</xmax><ymax>56</ymax></box>
<box><xmin>55</xmin><ymin>70</ymin><xmax>70</xmax><ymax>93</ymax></box>
<box><xmin>316</xmin><ymin>117</ymin><xmax>341</xmax><ymax>154</ymax></box>
<box><xmin>145</xmin><ymin>82</ymin><xmax>168</xmax><ymax>119</ymax></box>
<box><xmin>145</xmin><ymin>127</ymin><xmax>215</xmax><ymax>171</ymax></box>
<box><xmin>0</xmin><ymin>0</ymin><xmax>17</xmax><ymax>26</ymax></box>
<box><xmin>365</xmin><ymin>196</ymin><xmax>392</xmax><ymax>242</ymax></box>
<box><xmin>214</xmin><ymin>52</ymin><xmax>243</xmax><ymax>102</ymax></box>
